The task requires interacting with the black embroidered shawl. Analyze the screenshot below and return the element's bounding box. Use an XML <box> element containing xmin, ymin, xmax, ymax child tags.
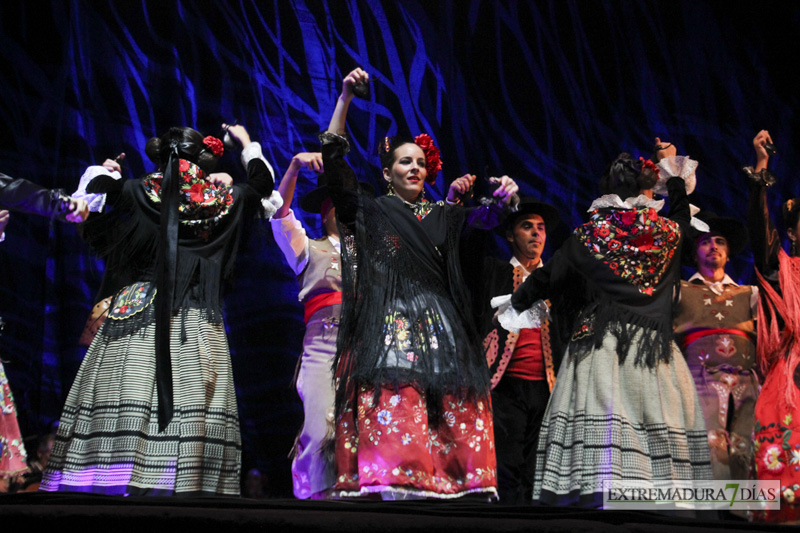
<box><xmin>511</xmin><ymin>177</ymin><xmax>690</xmax><ymax>368</ymax></box>
<box><xmin>323</xmin><ymin>136</ymin><xmax>490</xmax><ymax>422</ymax></box>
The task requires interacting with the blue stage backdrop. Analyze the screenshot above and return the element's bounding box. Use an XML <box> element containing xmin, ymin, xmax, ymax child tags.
<box><xmin>0</xmin><ymin>1</ymin><xmax>798</xmax><ymax>495</ymax></box>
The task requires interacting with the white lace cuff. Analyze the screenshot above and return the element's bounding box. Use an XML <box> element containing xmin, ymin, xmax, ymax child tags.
<box><xmin>241</xmin><ymin>142</ymin><xmax>276</xmax><ymax>183</ymax></box>
<box><xmin>491</xmin><ymin>294</ymin><xmax>549</xmax><ymax>333</ymax></box>
<box><xmin>260</xmin><ymin>190</ymin><xmax>283</xmax><ymax>219</ymax></box>
<box><xmin>653</xmin><ymin>155</ymin><xmax>697</xmax><ymax>196</ymax></box>
<box><xmin>72</xmin><ymin>165</ymin><xmax>122</xmax><ymax>213</ymax></box>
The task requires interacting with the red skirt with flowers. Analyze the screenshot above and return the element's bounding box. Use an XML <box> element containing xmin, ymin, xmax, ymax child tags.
<box><xmin>752</xmin><ymin>358</ymin><xmax>800</xmax><ymax>524</ymax></box>
<box><xmin>1</xmin><ymin>362</ymin><xmax>29</xmax><ymax>481</ymax></box>
<box><xmin>333</xmin><ymin>384</ymin><xmax>497</xmax><ymax>499</ymax></box>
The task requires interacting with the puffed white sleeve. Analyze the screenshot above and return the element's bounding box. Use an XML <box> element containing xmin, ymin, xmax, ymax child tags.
<box><xmin>270</xmin><ymin>208</ymin><xmax>310</xmax><ymax>276</ymax></box>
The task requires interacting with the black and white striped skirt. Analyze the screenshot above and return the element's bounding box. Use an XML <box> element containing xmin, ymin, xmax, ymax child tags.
<box><xmin>533</xmin><ymin>330</ymin><xmax>712</xmax><ymax>507</ymax></box>
<box><xmin>41</xmin><ymin>308</ymin><xmax>241</xmax><ymax>496</ymax></box>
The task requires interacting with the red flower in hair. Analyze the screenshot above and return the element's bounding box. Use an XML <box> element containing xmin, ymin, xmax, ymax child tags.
<box><xmin>639</xmin><ymin>157</ymin><xmax>660</xmax><ymax>177</ymax></box>
<box><xmin>203</xmin><ymin>136</ymin><xmax>224</xmax><ymax>157</ymax></box>
<box><xmin>414</xmin><ymin>134</ymin><xmax>442</xmax><ymax>185</ymax></box>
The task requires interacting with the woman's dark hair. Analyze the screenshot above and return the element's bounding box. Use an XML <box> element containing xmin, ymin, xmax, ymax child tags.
<box><xmin>379</xmin><ymin>134</ymin><xmax>420</xmax><ymax>170</ymax></box>
<box><xmin>145</xmin><ymin>127</ymin><xmax>220</xmax><ymax>174</ymax></box>
<box><xmin>600</xmin><ymin>153</ymin><xmax>658</xmax><ymax>199</ymax></box>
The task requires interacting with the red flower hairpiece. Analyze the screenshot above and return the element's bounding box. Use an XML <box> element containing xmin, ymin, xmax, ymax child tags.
<box><xmin>414</xmin><ymin>133</ymin><xmax>442</xmax><ymax>185</ymax></box>
<box><xmin>203</xmin><ymin>136</ymin><xmax>224</xmax><ymax>157</ymax></box>
<box><xmin>639</xmin><ymin>157</ymin><xmax>660</xmax><ymax>177</ymax></box>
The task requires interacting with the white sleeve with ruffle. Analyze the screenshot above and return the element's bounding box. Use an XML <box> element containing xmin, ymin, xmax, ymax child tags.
<box><xmin>72</xmin><ymin>165</ymin><xmax>122</xmax><ymax>213</ymax></box>
<box><xmin>491</xmin><ymin>294</ymin><xmax>550</xmax><ymax>333</ymax></box>
<box><xmin>653</xmin><ymin>155</ymin><xmax>698</xmax><ymax>196</ymax></box>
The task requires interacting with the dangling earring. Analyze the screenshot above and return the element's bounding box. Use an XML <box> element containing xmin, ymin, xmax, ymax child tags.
<box><xmin>387</xmin><ymin>180</ymin><xmax>395</xmax><ymax>196</ymax></box>
<box><xmin>418</xmin><ymin>187</ymin><xmax>426</xmax><ymax>203</ymax></box>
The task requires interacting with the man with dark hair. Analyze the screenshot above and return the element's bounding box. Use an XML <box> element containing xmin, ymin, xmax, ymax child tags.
<box><xmin>673</xmin><ymin>212</ymin><xmax>759</xmax><ymax>481</ymax></box>
<box><xmin>479</xmin><ymin>198</ymin><xmax>560</xmax><ymax>505</ymax></box>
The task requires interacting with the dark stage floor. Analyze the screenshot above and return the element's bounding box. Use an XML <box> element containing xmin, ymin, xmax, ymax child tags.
<box><xmin>0</xmin><ymin>493</ymin><xmax>790</xmax><ymax>532</ymax></box>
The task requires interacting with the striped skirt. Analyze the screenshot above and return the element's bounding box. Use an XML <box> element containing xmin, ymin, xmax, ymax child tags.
<box><xmin>533</xmin><ymin>330</ymin><xmax>712</xmax><ymax>507</ymax></box>
<box><xmin>41</xmin><ymin>308</ymin><xmax>241</xmax><ymax>496</ymax></box>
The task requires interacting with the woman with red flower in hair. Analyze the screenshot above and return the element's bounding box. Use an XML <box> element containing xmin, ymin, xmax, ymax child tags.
<box><xmin>496</xmin><ymin>143</ymin><xmax>711</xmax><ymax>507</ymax></box>
<box><xmin>747</xmin><ymin>129</ymin><xmax>800</xmax><ymax>524</ymax></box>
<box><xmin>322</xmin><ymin>68</ymin><xmax>518</xmax><ymax>499</ymax></box>
<box><xmin>42</xmin><ymin>125</ymin><xmax>280</xmax><ymax>496</ymax></box>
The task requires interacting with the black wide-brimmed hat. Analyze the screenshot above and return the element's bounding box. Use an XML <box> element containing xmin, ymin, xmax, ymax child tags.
<box><xmin>688</xmin><ymin>211</ymin><xmax>749</xmax><ymax>258</ymax></box>
<box><xmin>500</xmin><ymin>197</ymin><xmax>560</xmax><ymax>235</ymax></box>
<box><xmin>299</xmin><ymin>172</ymin><xmax>374</xmax><ymax>214</ymax></box>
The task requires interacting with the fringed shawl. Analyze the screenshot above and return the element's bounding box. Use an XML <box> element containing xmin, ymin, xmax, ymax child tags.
<box><xmin>323</xmin><ymin>138</ymin><xmax>489</xmax><ymax>424</ymax></box>
<box><xmin>83</xmin><ymin>159</ymin><xmax>271</xmax><ymax>328</ymax></box>
<box><xmin>755</xmin><ymin>249</ymin><xmax>800</xmax><ymax>410</ymax></box>
<box><xmin>511</xmin><ymin>178</ymin><xmax>689</xmax><ymax>369</ymax></box>
<box><xmin>82</xmin><ymin>157</ymin><xmax>272</xmax><ymax>428</ymax></box>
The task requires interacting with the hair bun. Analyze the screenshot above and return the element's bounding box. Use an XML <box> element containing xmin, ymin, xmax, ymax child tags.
<box><xmin>145</xmin><ymin>137</ymin><xmax>163</xmax><ymax>166</ymax></box>
<box><xmin>143</xmin><ymin>127</ymin><xmax>220</xmax><ymax>174</ymax></box>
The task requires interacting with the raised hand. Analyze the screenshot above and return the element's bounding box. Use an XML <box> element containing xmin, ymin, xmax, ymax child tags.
<box><xmin>222</xmin><ymin>124</ymin><xmax>251</xmax><ymax>148</ymax></box>
<box><xmin>654</xmin><ymin>137</ymin><xmax>677</xmax><ymax>161</ymax></box>
<box><xmin>290</xmin><ymin>152</ymin><xmax>324</xmax><ymax>174</ymax></box>
<box><xmin>342</xmin><ymin>68</ymin><xmax>369</xmax><ymax>101</ymax></box>
<box><xmin>753</xmin><ymin>130</ymin><xmax>772</xmax><ymax>171</ymax></box>
<box><xmin>446</xmin><ymin>174</ymin><xmax>476</xmax><ymax>203</ymax></box>
<box><xmin>102</xmin><ymin>153</ymin><xmax>124</xmax><ymax>174</ymax></box>
<box><xmin>490</xmin><ymin>175</ymin><xmax>520</xmax><ymax>205</ymax></box>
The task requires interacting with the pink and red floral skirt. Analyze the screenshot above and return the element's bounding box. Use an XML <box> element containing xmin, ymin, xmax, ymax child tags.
<box><xmin>333</xmin><ymin>384</ymin><xmax>497</xmax><ymax>499</ymax></box>
<box><xmin>752</xmin><ymin>359</ymin><xmax>800</xmax><ymax>523</ymax></box>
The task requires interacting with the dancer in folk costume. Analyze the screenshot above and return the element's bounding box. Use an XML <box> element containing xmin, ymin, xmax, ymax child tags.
<box><xmin>747</xmin><ymin>130</ymin><xmax>800</xmax><ymax>523</ymax></box>
<box><xmin>42</xmin><ymin>125</ymin><xmax>279</xmax><ymax>495</ymax></box>
<box><xmin>327</xmin><ymin>68</ymin><xmax>518</xmax><ymax>499</ymax></box>
<box><xmin>496</xmin><ymin>143</ymin><xmax>712</xmax><ymax>506</ymax></box>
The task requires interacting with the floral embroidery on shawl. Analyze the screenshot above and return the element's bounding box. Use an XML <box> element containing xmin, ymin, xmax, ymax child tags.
<box><xmin>575</xmin><ymin>207</ymin><xmax>680</xmax><ymax>295</ymax></box>
<box><xmin>144</xmin><ymin>159</ymin><xmax>234</xmax><ymax>240</ymax></box>
<box><xmin>383</xmin><ymin>309</ymin><xmax>443</xmax><ymax>362</ymax></box>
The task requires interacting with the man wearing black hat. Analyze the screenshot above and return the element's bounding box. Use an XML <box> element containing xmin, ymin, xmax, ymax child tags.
<box><xmin>673</xmin><ymin>213</ymin><xmax>759</xmax><ymax>481</ymax></box>
<box><xmin>479</xmin><ymin>198</ymin><xmax>560</xmax><ymax>505</ymax></box>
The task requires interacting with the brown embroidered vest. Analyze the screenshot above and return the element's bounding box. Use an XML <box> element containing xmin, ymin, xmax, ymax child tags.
<box><xmin>674</xmin><ymin>279</ymin><xmax>757</xmax><ymax>370</ymax></box>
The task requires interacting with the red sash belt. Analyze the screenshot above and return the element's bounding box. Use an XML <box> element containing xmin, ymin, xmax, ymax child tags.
<box><xmin>682</xmin><ymin>328</ymin><xmax>749</xmax><ymax>348</ymax></box>
<box><xmin>505</xmin><ymin>327</ymin><xmax>545</xmax><ymax>381</ymax></box>
<box><xmin>304</xmin><ymin>292</ymin><xmax>342</xmax><ymax>324</ymax></box>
